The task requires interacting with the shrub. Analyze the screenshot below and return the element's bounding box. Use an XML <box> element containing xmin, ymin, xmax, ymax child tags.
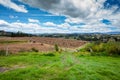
<box><xmin>81</xmin><ymin>41</ymin><xmax>120</xmax><ymax>56</ymax></box>
<box><xmin>0</xmin><ymin>50</ymin><xmax>6</xmax><ymax>56</ymax></box>
<box><xmin>31</xmin><ymin>48</ymin><xmax>39</xmax><ymax>52</ymax></box>
<box><xmin>54</xmin><ymin>44</ymin><xmax>59</xmax><ymax>52</ymax></box>
<box><xmin>83</xmin><ymin>43</ymin><xmax>94</xmax><ymax>52</ymax></box>
<box><xmin>91</xmin><ymin>43</ymin><xmax>105</xmax><ymax>52</ymax></box>
<box><xmin>106</xmin><ymin>42</ymin><xmax>120</xmax><ymax>55</ymax></box>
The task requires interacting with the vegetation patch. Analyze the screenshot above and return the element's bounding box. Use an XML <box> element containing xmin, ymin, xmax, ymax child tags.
<box><xmin>54</xmin><ymin>44</ymin><xmax>59</xmax><ymax>52</ymax></box>
<box><xmin>0</xmin><ymin>50</ymin><xmax>12</xmax><ymax>56</ymax></box>
<box><xmin>80</xmin><ymin>41</ymin><xmax>120</xmax><ymax>56</ymax></box>
<box><xmin>31</xmin><ymin>48</ymin><xmax>39</xmax><ymax>52</ymax></box>
<box><xmin>0</xmin><ymin>40</ymin><xmax>27</xmax><ymax>44</ymax></box>
<box><xmin>43</xmin><ymin>53</ymin><xmax>55</xmax><ymax>56</ymax></box>
<box><xmin>0</xmin><ymin>52</ymin><xmax>120</xmax><ymax>80</ymax></box>
<box><xmin>0</xmin><ymin>50</ymin><xmax>6</xmax><ymax>56</ymax></box>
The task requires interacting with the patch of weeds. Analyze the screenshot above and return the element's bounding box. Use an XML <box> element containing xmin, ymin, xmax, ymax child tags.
<box><xmin>0</xmin><ymin>40</ymin><xmax>27</xmax><ymax>44</ymax></box>
<box><xmin>73</xmin><ymin>51</ymin><xmax>90</xmax><ymax>57</ymax></box>
<box><xmin>0</xmin><ymin>50</ymin><xmax>12</xmax><ymax>56</ymax></box>
<box><xmin>54</xmin><ymin>44</ymin><xmax>59</xmax><ymax>52</ymax></box>
<box><xmin>79</xmin><ymin>42</ymin><xmax>120</xmax><ymax>56</ymax></box>
<box><xmin>31</xmin><ymin>48</ymin><xmax>39</xmax><ymax>52</ymax></box>
<box><xmin>0</xmin><ymin>50</ymin><xmax>6</xmax><ymax>56</ymax></box>
<box><xmin>43</xmin><ymin>53</ymin><xmax>55</xmax><ymax>56</ymax></box>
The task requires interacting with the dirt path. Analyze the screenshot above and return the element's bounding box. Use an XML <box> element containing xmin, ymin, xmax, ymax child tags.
<box><xmin>0</xmin><ymin>67</ymin><xmax>8</xmax><ymax>73</ymax></box>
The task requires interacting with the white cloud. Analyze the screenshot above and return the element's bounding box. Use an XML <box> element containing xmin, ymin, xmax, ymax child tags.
<box><xmin>9</xmin><ymin>15</ymin><xmax>18</xmax><ymax>19</ymax></box>
<box><xmin>57</xmin><ymin>23</ymin><xmax>71</xmax><ymax>29</ymax></box>
<box><xmin>20</xmin><ymin>0</ymin><xmax>120</xmax><ymax>32</ymax></box>
<box><xmin>0</xmin><ymin>20</ymin><xmax>71</xmax><ymax>33</ymax></box>
<box><xmin>0</xmin><ymin>20</ymin><xmax>9</xmax><ymax>25</ymax></box>
<box><xmin>0</xmin><ymin>19</ymin><xmax>119</xmax><ymax>33</ymax></box>
<box><xmin>20</xmin><ymin>0</ymin><xmax>104</xmax><ymax>18</ymax></box>
<box><xmin>0</xmin><ymin>0</ymin><xmax>28</xmax><ymax>13</ymax></box>
<box><xmin>28</xmin><ymin>18</ymin><xmax>40</xmax><ymax>23</ymax></box>
<box><xmin>43</xmin><ymin>22</ymin><xmax>70</xmax><ymax>29</ymax></box>
<box><xmin>65</xmin><ymin>18</ymin><xmax>83</xmax><ymax>24</ymax></box>
<box><xmin>43</xmin><ymin>22</ymin><xmax>56</xmax><ymax>27</ymax></box>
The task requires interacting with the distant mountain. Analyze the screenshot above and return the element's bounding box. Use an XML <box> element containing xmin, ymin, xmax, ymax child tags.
<box><xmin>105</xmin><ymin>32</ymin><xmax>120</xmax><ymax>34</ymax></box>
<box><xmin>1</xmin><ymin>30</ymin><xmax>120</xmax><ymax>35</ymax></box>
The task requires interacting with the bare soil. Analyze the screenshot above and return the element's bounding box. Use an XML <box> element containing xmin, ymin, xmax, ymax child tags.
<box><xmin>0</xmin><ymin>37</ymin><xmax>87</xmax><ymax>53</ymax></box>
<box><xmin>0</xmin><ymin>67</ymin><xmax>8</xmax><ymax>73</ymax></box>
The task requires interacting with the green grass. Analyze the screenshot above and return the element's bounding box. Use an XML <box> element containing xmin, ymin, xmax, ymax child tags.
<box><xmin>0</xmin><ymin>52</ymin><xmax>120</xmax><ymax>80</ymax></box>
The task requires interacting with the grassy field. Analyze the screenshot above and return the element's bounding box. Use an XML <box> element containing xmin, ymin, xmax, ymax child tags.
<box><xmin>0</xmin><ymin>52</ymin><xmax>120</xmax><ymax>80</ymax></box>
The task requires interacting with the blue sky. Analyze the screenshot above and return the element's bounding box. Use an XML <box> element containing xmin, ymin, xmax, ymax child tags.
<box><xmin>0</xmin><ymin>0</ymin><xmax>120</xmax><ymax>33</ymax></box>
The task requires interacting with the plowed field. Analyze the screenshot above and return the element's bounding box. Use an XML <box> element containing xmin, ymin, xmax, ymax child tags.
<box><xmin>0</xmin><ymin>37</ymin><xmax>87</xmax><ymax>53</ymax></box>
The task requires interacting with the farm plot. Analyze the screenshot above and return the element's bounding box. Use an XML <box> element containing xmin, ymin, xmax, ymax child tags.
<box><xmin>0</xmin><ymin>37</ymin><xmax>87</xmax><ymax>53</ymax></box>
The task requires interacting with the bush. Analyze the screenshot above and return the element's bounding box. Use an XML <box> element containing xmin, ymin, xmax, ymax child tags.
<box><xmin>54</xmin><ymin>44</ymin><xmax>59</xmax><ymax>52</ymax></box>
<box><xmin>82</xmin><ymin>41</ymin><xmax>120</xmax><ymax>56</ymax></box>
<box><xmin>31</xmin><ymin>48</ymin><xmax>39</xmax><ymax>52</ymax></box>
<box><xmin>0</xmin><ymin>50</ymin><xmax>6</xmax><ymax>56</ymax></box>
<box><xmin>83</xmin><ymin>43</ymin><xmax>94</xmax><ymax>52</ymax></box>
<box><xmin>91</xmin><ymin>43</ymin><xmax>105</xmax><ymax>52</ymax></box>
<box><xmin>106</xmin><ymin>42</ymin><xmax>120</xmax><ymax>55</ymax></box>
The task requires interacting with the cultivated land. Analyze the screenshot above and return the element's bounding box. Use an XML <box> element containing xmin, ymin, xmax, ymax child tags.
<box><xmin>0</xmin><ymin>37</ymin><xmax>87</xmax><ymax>53</ymax></box>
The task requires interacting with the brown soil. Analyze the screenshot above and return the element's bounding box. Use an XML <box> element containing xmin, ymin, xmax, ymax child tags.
<box><xmin>0</xmin><ymin>37</ymin><xmax>87</xmax><ymax>53</ymax></box>
<box><xmin>0</xmin><ymin>43</ymin><xmax>54</xmax><ymax>53</ymax></box>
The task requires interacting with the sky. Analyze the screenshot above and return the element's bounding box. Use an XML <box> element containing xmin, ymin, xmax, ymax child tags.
<box><xmin>0</xmin><ymin>0</ymin><xmax>120</xmax><ymax>34</ymax></box>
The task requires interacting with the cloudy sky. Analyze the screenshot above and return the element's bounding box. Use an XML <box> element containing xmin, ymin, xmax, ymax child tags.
<box><xmin>0</xmin><ymin>0</ymin><xmax>120</xmax><ymax>33</ymax></box>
